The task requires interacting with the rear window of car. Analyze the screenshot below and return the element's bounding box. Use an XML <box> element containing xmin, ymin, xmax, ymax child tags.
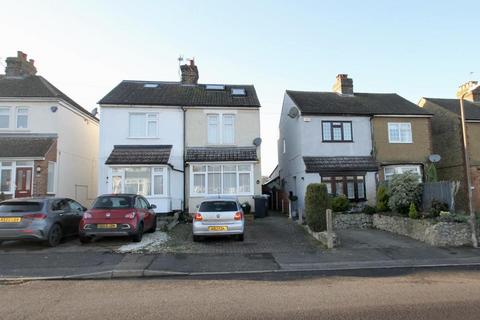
<box><xmin>0</xmin><ymin>202</ymin><xmax>43</xmax><ymax>213</ymax></box>
<box><xmin>92</xmin><ymin>196</ymin><xmax>133</xmax><ymax>209</ymax></box>
<box><xmin>199</xmin><ymin>201</ymin><xmax>238</xmax><ymax>212</ymax></box>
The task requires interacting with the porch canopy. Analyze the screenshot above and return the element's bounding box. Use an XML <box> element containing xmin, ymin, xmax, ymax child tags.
<box><xmin>185</xmin><ymin>146</ymin><xmax>257</xmax><ymax>162</ymax></box>
<box><xmin>0</xmin><ymin>135</ymin><xmax>56</xmax><ymax>159</ymax></box>
<box><xmin>303</xmin><ymin>156</ymin><xmax>378</xmax><ymax>173</ymax></box>
<box><xmin>105</xmin><ymin>145</ymin><xmax>172</xmax><ymax>165</ymax></box>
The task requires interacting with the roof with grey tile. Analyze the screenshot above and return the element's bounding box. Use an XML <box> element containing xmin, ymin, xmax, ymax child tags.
<box><xmin>0</xmin><ymin>75</ymin><xmax>97</xmax><ymax>121</ymax></box>
<box><xmin>287</xmin><ymin>91</ymin><xmax>432</xmax><ymax>116</ymax></box>
<box><xmin>303</xmin><ymin>156</ymin><xmax>378</xmax><ymax>173</ymax></box>
<box><xmin>105</xmin><ymin>145</ymin><xmax>172</xmax><ymax>165</ymax></box>
<box><xmin>186</xmin><ymin>147</ymin><xmax>258</xmax><ymax>162</ymax></box>
<box><xmin>423</xmin><ymin>98</ymin><xmax>480</xmax><ymax>120</ymax></box>
<box><xmin>0</xmin><ymin>135</ymin><xmax>56</xmax><ymax>158</ymax></box>
<box><xmin>99</xmin><ymin>81</ymin><xmax>261</xmax><ymax>107</ymax></box>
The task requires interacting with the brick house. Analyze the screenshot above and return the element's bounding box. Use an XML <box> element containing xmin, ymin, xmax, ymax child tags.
<box><xmin>419</xmin><ymin>81</ymin><xmax>480</xmax><ymax>212</ymax></box>
<box><xmin>0</xmin><ymin>51</ymin><xmax>99</xmax><ymax>204</ymax></box>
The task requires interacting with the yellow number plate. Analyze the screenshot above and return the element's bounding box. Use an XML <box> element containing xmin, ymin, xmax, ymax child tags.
<box><xmin>97</xmin><ymin>224</ymin><xmax>117</xmax><ymax>229</ymax></box>
<box><xmin>0</xmin><ymin>217</ymin><xmax>21</xmax><ymax>223</ymax></box>
<box><xmin>208</xmin><ymin>226</ymin><xmax>228</xmax><ymax>231</ymax></box>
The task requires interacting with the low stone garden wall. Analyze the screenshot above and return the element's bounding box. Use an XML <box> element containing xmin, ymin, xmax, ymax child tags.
<box><xmin>332</xmin><ymin>213</ymin><xmax>473</xmax><ymax>247</ymax></box>
<box><xmin>372</xmin><ymin>214</ymin><xmax>472</xmax><ymax>247</ymax></box>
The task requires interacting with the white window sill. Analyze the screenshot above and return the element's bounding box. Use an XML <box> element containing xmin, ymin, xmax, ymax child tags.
<box><xmin>388</xmin><ymin>141</ymin><xmax>413</xmax><ymax>144</ymax></box>
<box><xmin>127</xmin><ymin>136</ymin><xmax>159</xmax><ymax>139</ymax></box>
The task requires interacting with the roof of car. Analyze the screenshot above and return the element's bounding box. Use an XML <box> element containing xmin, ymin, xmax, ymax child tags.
<box><xmin>201</xmin><ymin>196</ymin><xmax>239</xmax><ymax>202</ymax></box>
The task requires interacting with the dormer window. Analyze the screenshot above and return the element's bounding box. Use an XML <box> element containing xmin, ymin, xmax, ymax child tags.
<box><xmin>231</xmin><ymin>88</ymin><xmax>246</xmax><ymax>96</ymax></box>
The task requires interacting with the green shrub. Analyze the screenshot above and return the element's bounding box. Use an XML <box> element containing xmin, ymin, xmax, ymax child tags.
<box><xmin>241</xmin><ymin>202</ymin><xmax>251</xmax><ymax>215</ymax></box>
<box><xmin>429</xmin><ymin>199</ymin><xmax>449</xmax><ymax>218</ymax></box>
<box><xmin>408</xmin><ymin>203</ymin><xmax>419</xmax><ymax>219</ymax></box>
<box><xmin>363</xmin><ymin>205</ymin><xmax>377</xmax><ymax>215</ymax></box>
<box><xmin>0</xmin><ymin>192</ymin><xmax>5</xmax><ymax>202</ymax></box>
<box><xmin>376</xmin><ymin>185</ymin><xmax>389</xmax><ymax>212</ymax></box>
<box><xmin>425</xmin><ymin>163</ymin><xmax>438</xmax><ymax>182</ymax></box>
<box><xmin>331</xmin><ymin>195</ymin><xmax>350</xmax><ymax>212</ymax></box>
<box><xmin>305</xmin><ymin>183</ymin><xmax>331</xmax><ymax>232</ymax></box>
<box><xmin>387</xmin><ymin>172</ymin><xmax>422</xmax><ymax>215</ymax></box>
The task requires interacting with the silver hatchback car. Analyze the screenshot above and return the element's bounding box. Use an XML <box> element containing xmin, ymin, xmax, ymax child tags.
<box><xmin>192</xmin><ymin>197</ymin><xmax>245</xmax><ymax>242</ymax></box>
<box><xmin>0</xmin><ymin>197</ymin><xmax>86</xmax><ymax>247</ymax></box>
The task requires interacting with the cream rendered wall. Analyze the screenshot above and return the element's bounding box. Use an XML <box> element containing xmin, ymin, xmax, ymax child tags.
<box><xmin>185</xmin><ymin>107</ymin><xmax>262</xmax><ymax>212</ymax></box>
<box><xmin>0</xmin><ymin>98</ymin><xmax>99</xmax><ymax>206</ymax></box>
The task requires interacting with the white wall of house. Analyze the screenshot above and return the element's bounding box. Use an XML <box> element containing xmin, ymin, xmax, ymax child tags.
<box><xmin>0</xmin><ymin>98</ymin><xmax>99</xmax><ymax>206</ymax></box>
<box><xmin>98</xmin><ymin>105</ymin><xmax>184</xmax><ymax>212</ymax></box>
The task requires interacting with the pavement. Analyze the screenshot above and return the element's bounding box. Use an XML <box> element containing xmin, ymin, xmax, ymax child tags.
<box><xmin>1</xmin><ymin>212</ymin><xmax>480</xmax><ymax>280</ymax></box>
<box><xmin>2</xmin><ymin>271</ymin><xmax>480</xmax><ymax>319</ymax></box>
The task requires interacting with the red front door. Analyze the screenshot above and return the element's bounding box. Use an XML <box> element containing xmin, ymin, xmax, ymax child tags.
<box><xmin>15</xmin><ymin>167</ymin><xmax>32</xmax><ymax>198</ymax></box>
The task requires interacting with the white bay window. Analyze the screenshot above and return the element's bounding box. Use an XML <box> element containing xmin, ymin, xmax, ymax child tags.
<box><xmin>191</xmin><ymin>163</ymin><xmax>253</xmax><ymax>196</ymax></box>
<box><xmin>384</xmin><ymin>165</ymin><xmax>422</xmax><ymax>182</ymax></box>
<box><xmin>110</xmin><ymin>167</ymin><xmax>167</xmax><ymax>196</ymax></box>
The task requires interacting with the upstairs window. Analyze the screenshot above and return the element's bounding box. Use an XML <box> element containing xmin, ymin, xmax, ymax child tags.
<box><xmin>322</xmin><ymin>121</ymin><xmax>353</xmax><ymax>142</ymax></box>
<box><xmin>129</xmin><ymin>113</ymin><xmax>158</xmax><ymax>138</ymax></box>
<box><xmin>207</xmin><ymin>114</ymin><xmax>235</xmax><ymax>145</ymax></box>
<box><xmin>0</xmin><ymin>107</ymin><xmax>10</xmax><ymax>129</ymax></box>
<box><xmin>388</xmin><ymin>123</ymin><xmax>412</xmax><ymax>143</ymax></box>
<box><xmin>16</xmin><ymin>107</ymin><xmax>28</xmax><ymax>129</ymax></box>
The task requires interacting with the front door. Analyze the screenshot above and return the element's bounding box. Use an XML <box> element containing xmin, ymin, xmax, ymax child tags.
<box><xmin>15</xmin><ymin>168</ymin><xmax>32</xmax><ymax>198</ymax></box>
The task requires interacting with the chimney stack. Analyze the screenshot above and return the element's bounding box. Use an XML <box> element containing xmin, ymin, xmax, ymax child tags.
<box><xmin>180</xmin><ymin>58</ymin><xmax>199</xmax><ymax>85</ymax></box>
<box><xmin>332</xmin><ymin>74</ymin><xmax>354</xmax><ymax>95</ymax></box>
<box><xmin>456</xmin><ymin>81</ymin><xmax>480</xmax><ymax>102</ymax></box>
<box><xmin>5</xmin><ymin>51</ymin><xmax>37</xmax><ymax>77</ymax></box>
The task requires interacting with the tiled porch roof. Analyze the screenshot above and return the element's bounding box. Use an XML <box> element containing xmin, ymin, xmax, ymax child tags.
<box><xmin>303</xmin><ymin>156</ymin><xmax>378</xmax><ymax>173</ymax></box>
<box><xmin>0</xmin><ymin>135</ymin><xmax>56</xmax><ymax>158</ymax></box>
<box><xmin>186</xmin><ymin>147</ymin><xmax>257</xmax><ymax>162</ymax></box>
<box><xmin>105</xmin><ymin>145</ymin><xmax>172</xmax><ymax>165</ymax></box>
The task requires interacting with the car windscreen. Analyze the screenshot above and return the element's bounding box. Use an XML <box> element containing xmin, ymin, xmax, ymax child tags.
<box><xmin>199</xmin><ymin>201</ymin><xmax>238</xmax><ymax>212</ymax></box>
<box><xmin>92</xmin><ymin>196</ymin><xmax>133</xmax><ymax>209</ymax></box>
<box><xmin>0</xmin><ymin>202</ymin><xmax>44</xmax><ymax>213</ymax></box>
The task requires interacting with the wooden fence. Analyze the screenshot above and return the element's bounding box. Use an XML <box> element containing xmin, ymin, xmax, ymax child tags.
<box><xmin>422</xmin><ymin>181</ymin><xmax>459</xmax><ymax>211</ymax></box>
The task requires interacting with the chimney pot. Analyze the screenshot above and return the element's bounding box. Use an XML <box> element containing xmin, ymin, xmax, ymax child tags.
<box><xmin>333</xmin><ymin>74</ymin><xmax>354</xmax><ymax>95</ymax></box>
<box><xmin>4</xmin><ymin>51</ymin><xmax>37</xmax><ymax>77</ymax></box>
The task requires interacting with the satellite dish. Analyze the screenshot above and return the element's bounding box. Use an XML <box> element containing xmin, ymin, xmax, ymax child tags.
<box><xmin>253</xmin><ymin>138</ymin><xmax>262</xmax><ymax>146</ymax></box>
<box><xmin>91</xmin><ymin>107</ymin><xmax>98</xmax><ymax>117</ymax></box>
<box><xmin>287</xmin><ymin>107</ymin><xmax>299</xmax><ymax>118</ymax></box>
<box><xmin>429</xmin><ymin>154</ymin><xmax>441</xmax><ymax>163</ymax></box>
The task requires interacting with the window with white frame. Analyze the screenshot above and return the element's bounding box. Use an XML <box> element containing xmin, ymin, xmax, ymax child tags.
<box><xmin>207</xmin><ymin>114</ymin><xmax>235</xmax><ymax>145</ymax></box>
<box><xmin>16</xmin><ymin>107</ymin><xmax>28</xmax><ymax>129</ymax></box>
<box><xmin>388</xmin><ymin>123</ymin><xmax>412</xmax><ymax>143</ymax></box>
<box><xmin>191</xmin><ymin>164</ymin><xmax>253</xmax><ymax>196</ymax></box>
<box><xmin>110</xmin><ymin>167</ymin><xmax>166</xmax><ymax>196</ymax></box>
<box><xmin>47</xmin><ymin>161</ymin><xmax>56</xmax><ymax>193</ymax></box>
<box><xmin>283</xmin><ymin>139</ymin><xmax>286</xmax><ymax>154</ymax></box>
<box><xmin>129</xmin><ymin>113</ymin><xmax>158</xmax><ymax>138</ymax></box>
<box><xmin>0</xmin><ymin>107</ymin><xmax>10</xmax><ymax>129</ymax></box>
<box><xmin>0</xmin><ymin>162</ymin><xmax>13</xmax><ymax>193</ymax></box>
<box><xmin>384</xmin><ymin>165</ymin><xmax>421</xmax><ymax>181</ymax></box>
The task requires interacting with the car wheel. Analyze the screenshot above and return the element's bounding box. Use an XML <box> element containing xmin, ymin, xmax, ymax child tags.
<box><xmin>46</xmin><ymin>224</ymin><xmax>63</xmax><ymax>247</ymax></box>
<box><xmin>193</xmin><ymin>235</ymin><xmax>201</xmax><ymax>242</ymax></box>
<box><xmin>236</xmin><ymin>234</ymin><xmax>244</xmax><ymax>242</ymax></box>
<box><xmin>79</xmin><ymin>236</ymin><xmax>92</xmax><ymax>244</ymax></box>
<box><xmin>147</xmin><ymin>216</ymin><xmax>157</xmax><ymax>233</ymax></box>
<box><xmin>132</xmin><ymin>223</ymin><xmax>144</xmax><ymax>242</ymax></box>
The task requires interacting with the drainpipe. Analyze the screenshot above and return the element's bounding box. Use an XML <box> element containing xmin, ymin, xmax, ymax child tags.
<box><xmin>182</xmin><ymin>106</ymin><xmax>187</xmax><ymax>214</ymax></box>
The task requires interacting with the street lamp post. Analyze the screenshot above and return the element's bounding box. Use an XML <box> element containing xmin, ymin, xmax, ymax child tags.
<box><xmin>459</xmin><ymin>92</ymin><xmax>478</xmax><ymax>248</ymax></box>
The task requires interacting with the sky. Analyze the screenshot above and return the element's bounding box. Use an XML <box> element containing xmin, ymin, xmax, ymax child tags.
<box><xmin>1</xmin><ymin>0</ymin><xmax>479</xmax><ymax>176</ymax></box>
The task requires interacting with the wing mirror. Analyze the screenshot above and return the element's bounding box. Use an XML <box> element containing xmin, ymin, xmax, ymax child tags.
<box><xmin>150</xmin><ymin>204</ymin><xmax>157</xmax><ymax>209</ymax></box>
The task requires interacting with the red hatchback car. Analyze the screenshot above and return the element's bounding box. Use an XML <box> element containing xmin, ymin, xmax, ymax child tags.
<box><xmin>79</xmin><ymin>194</ymin><xmax>157</xmax><ymax>243</ymax></box>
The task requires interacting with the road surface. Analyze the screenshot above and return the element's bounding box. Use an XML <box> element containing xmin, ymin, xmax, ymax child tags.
<box><xmin>2</xmin><ymin>271</ymin><xmax>480</xmax><ymax>319</ymax></box>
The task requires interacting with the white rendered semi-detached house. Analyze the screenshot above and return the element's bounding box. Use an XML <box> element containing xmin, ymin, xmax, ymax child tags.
<box><xmin>278</xmin><ymin>74</ymin><xmax>432</xmax><ymax>215</ymax></box>
<box><xmin>0</xmin><ymin>51</ymin><xmax>99</xmax><ymax>205</ymax></box>
<box><xmin>98</xmin><ymin>60</ymin><xmax>262</xmax><ymax>214</ymax></box>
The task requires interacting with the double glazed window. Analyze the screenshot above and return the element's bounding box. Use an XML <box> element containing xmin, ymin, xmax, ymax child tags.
<box><xmin>388</xmin><ymin>122</ymin><xmax>412</xmax><ymax>143</ymax></box>
<box><xmin>207</xmin><ymin>114</ymin><xmax>235</xmax><ymax>144</ymax></box>
<box><xmin>0</xmin><ymin>107</ymin><xmax>29</xmax><ymax>129</ymax></box>
<box><xmin>129</xmin><ymin>113</ymin><xmax>158</xmax><ymax>138</ymax></box>
<box><xmin>321</xmin><ymin>175</ymin><xmax>366</xmax><ymax>201</ymax></box>
<box><xmin>192</xmin><ymin>164</ymin><xmax>253</xmax><ymax>196</ymax></box>
<box><xmin>47</xmin><ymin>162</ymin><xmax>56</xmax><ymax>194</ymax></box>
<box><xmin>384</xmin><ymin>165</ymin><xmax>421</xmax><ymax>181</ymax></box>
<box><xmin>322</xmin><ymin>121</ymin><xmax>352</xmax><ymax>142</ymax></box>
<box><xmin>111</xmin><ymin>167</ymin><xmax>166</xmax><ymax>196</ymax></box>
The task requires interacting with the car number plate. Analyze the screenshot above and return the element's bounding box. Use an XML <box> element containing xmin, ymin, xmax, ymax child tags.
<box><xmin>208</xmin><ymin>226</ymin><xmax>228</xmax><ymax>231</ymax></box>
<box><xmin>0</xmin><ymin>217</ymin><xmax>22</xmax><ymax>223</ymax></box>
<box><xmin>97</xmin><ymin>224</ymin><xmax>117</xmax><ymax>229</ymax></box>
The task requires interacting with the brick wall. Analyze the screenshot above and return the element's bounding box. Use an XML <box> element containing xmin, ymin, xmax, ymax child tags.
<box><xmin>33</xmin><ymin>140</ymin><xmax>57</xmax><ymax>196</ymax></box>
